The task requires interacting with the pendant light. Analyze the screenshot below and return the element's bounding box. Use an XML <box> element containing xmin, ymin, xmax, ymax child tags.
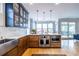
<box><xmin>43</xmin><ymin>11</ymin><xmax>45</xmax><ymax>20</ymax></box>
<box><xmin>36</xmin><ymin>10</ymin><xmax>39</xmax><ymax>34</ymax></box>
<box><xmin>36</xmin><ymin>10</ymin><xmax>39</xmax><ymax>21</ymax></box>
<box><xmin>50</xmin><ymin>10</ymin><xmax>52</xmax><ymax>20</ymax></box>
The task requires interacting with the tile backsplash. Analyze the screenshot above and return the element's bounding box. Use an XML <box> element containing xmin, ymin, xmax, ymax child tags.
<box><xmin>0</xmin><ymin>27</ymin><xmax>28</xmax><ymax>39</ymax></box>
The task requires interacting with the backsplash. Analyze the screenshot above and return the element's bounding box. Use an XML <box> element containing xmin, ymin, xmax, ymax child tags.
<box><xmin>0</xmin><ymin>27</ymin><xmax>28</xmax><ymax>39</ymax></box>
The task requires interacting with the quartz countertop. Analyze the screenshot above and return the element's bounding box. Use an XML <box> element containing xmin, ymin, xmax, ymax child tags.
<box><xmin>1</xmin><ymin>33</ymin><xmax>61</xmax><ymax>40</ymax></box>
<box><xmin>1</xmin><ymin>35</ymin><xmax>29</xmax><ymax>40</ymax></box>
<box><xmin>29</xmin><ymin>33</ymin><xmax>61</xmax><ymax>35</ymax></box>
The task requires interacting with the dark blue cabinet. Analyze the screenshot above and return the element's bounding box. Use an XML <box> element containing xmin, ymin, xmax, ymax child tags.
<box><xmin>5</xmin><ymin>3</ymin><xmax>14</xmax><ymax>27</ymax></box>
<box><xmin>5</xmin><ymin>3</ymin><xmax>29</xmax><ymax>28</ymax></box>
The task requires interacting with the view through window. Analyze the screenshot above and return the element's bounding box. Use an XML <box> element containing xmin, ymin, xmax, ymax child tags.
<box><xmin>36</xmin><ymin>22</ymin><xmax>55</xmax><ymax>34</ymax></box>
<box><xmin>61</xmin><ymin>22</ymin><xmax>75</xmax><ymax>38</ymax></box>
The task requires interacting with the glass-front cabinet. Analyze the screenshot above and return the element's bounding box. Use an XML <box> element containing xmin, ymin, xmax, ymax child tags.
<box><xmin>5</xmin><ymin>3</ymin><xmax>29</xmax><ymax>28</ymax></box>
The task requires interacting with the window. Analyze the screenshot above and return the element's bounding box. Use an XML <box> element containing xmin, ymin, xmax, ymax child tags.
<box><xmin>69</xmin><ymin>22</ymin><xmax>75</xmax><ymax>37</ymax></box>
<box><xmin>36</xmin><ymin>22</ymin><xmax>55</xmax><ymax>34</ymax></box>
<box><xmin>42</xmin><ymin>24</ymin><xmax>47</xmax><ymax>34</ymax></box>
<box><xmin>37</xmin><ymin>24</ymin><xmax>42</xmax><ymax>34</ymax></box>
<box><xmin>32</xmin><ymin>21</ymin><xmax>36</xmax><ymax>29</ymax></box>
<box><xmin>61</xmin><ymin>22</ymin><xmax>75</xmax><ymax>38</ymax></box>
<box><xmin>61</xmin><ymin>22</ymin><xmax>68</xmax><ymax>37</ymax></box>
<box><xmin>48</xmin><ymin>23</ymin><xmax>53</xmax><ymax>34</ymax></box>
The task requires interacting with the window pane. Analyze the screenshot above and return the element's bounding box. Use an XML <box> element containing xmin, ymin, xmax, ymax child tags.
<box><xmin>37</xmin><ymin>28</ymin><xmax>42</xmax><ymax>34</ymax></box>
<box><xmin>36</xmin><ymin>22</ymin><xmax>55</xmax><ymax>34</ymax></box>
<box><xmin>37</xmin><ymin>23</ymin><xmax>42</xmax><ymax>34</ymax></box>
<box><xmin>61</xmin><ymin>22</ymin><xmax>68</xmax><ymax>37</ymax></box>
<box><xmin>48</xmin><ymin>28</ymin><xmax>53</xmax><ymax>34</ymax></box>
<box><xmin>48</xmin><ymin>23</ymin><xmax>53</xmax><ymax>28</ymax></box>
<box><xmin>42</xmin><ymin>24</ymin><xmax>47</xmax><ymax>34</ymax></box>
<box><xmin>32</xmin><ymin>22</ymin><xmax>36</xmax><ymax>29</ymax></box>
<box><xmin>42</xmin><ymin>28</ymin><xmax>47</xmax><ymax>34</ymax></box>
<box><xmin>37</xmin><ymin>24</ymin><xmax>42</xmax><ymax>28</ymax></box>
<box><xmin>69</xmin><ymin>22</ymin><xmax>75</xmax><ymax>37</ymax></box>
<box><xmin>43</xmin><ymin>24</ymin><xmax>47</xmax><ymax>28</ymax></box>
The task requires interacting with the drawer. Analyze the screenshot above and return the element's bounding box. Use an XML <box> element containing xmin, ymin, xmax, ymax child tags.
<box><xmin>51</xmin><ymin>43</ymin><xmax>61</xmax><ymax>48</ymax></box>
<box><xmin>29</xmin><ymin>42</ymin><xmax>38</xmax><ymax>45</ymax></box>
<box><xmin>29</xmin><ymin>39</ymin><xmax>38</xmax><ymax>42</ymax></box>
<box><xmin>30</xmin><ymin>36</ymin><xmax>39</xmax><ymax>38</ymax></box>
<box><xmin>30</xmin><ymin>37</ymin><xmax>38</xmax><ymax>40</ymax></box>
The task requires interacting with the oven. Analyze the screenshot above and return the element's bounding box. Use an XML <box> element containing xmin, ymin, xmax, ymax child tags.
<box><xmin>50</xmin><ymin>35</ymin><xmax>61</xmax><ymax>42</ymax></box>
<box><xmin>39</xmin><ymin>35</ymin><xmax>50</xmax><ymax>47</ymax></box>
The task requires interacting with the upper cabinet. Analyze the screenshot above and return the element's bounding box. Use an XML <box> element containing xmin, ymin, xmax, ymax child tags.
<box><xmin>5</xmin><ymin>3</ymin><xmax>29</xmax><ymax>28</ymax></box>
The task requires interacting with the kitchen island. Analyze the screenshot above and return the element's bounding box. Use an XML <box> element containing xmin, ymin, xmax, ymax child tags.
<box><xmin>29</xmin><ymin>34</ymin><xmax>61</xmax><ymax>48</ymax></box>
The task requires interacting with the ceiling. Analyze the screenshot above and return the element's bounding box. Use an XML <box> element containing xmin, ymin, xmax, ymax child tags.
<box><xmin>23</xmin><ymin>3</ymin><xmax>79</xmax><ymax>21</ymax></box>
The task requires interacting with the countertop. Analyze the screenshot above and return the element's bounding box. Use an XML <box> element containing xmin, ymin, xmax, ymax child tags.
<box><xmin>3</xmin><ymin>35</ymin><xmax>29</xmax><ymax>40</ymax></box>
<box><xmin>1</xmin><ymin>33</ymin><xmax>61</xmax><ymax>40</ymax></box>
<box><xmin>29</xmin><ymin>33</ymin><xmax>61</xmax><ymax>35</ymax></box>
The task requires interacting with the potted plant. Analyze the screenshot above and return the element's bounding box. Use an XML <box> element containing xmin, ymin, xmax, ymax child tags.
<box><xmin>31</xmin><ymin>29</ymin><xmax>36</xmax><ymax>34</ymax></box>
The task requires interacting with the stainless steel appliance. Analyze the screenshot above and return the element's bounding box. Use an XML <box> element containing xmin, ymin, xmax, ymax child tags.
<box><xmin>39</xmin><ymin>35</ymin><xmax>50</xmax><ymax>47</ymax></box>
<box><xmin>50</xmin><ymin>35</ymin><xmax>61</xmax><ymax>48</ymax></box>
<box><xmin>50</xmin><ymin>35</ymin><xmax>61</xmax><ymax>42</ymax></box>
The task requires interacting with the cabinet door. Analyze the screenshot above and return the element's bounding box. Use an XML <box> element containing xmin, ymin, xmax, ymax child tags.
<box><xmin>5</xmin><ymin>3</ymin><xmax>14</xmax><ymax>27</ymax></box>
<box><xmin>14</xmin><ymin>15</ymin><xmax>20</xmax><ymax>27</ymax></box>
<box><xmin>29</xmin><ymin>35</ymin><xmax>39</xmax><ymax>48</ymax></box>
<box><xmin>51</xmin><ymin>43</ymin><xmax>61</xmax><ymax>48</ymax></box>
<box><xmin>29</xmin><ymin>42</ymin><xmax>39</xmax><ymax>48</ymax></box>
<box><xmin>23</xmin><ymin>37</ymin><xmax>27</xmax><ymax>50</ymax></box>
<box><xmin>30</xmin><ymin>35</ymin><xmax>39</xmax><ymax>41</ymax></box>
<box><xmin>18</xmin><ymin>36</ymin><xmax>28</xmax><ymax>56</ymax></box>
<box><xmin>18</xmin><ymin>38</ymin><xmax>25</xmax><ymax>56</ymax></box>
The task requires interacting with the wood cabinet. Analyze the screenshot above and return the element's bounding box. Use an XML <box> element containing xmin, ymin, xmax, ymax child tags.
<box><xmin>29</xmin><ymin>35</ymin><xmax>39</xmax><ymax>48</ymax></box>
<box><xmin>51</xmin><ymin>42</ymin><xmax>61</xmax><ymax>48</ymax></box>
<box><xmin>50</xmin><ymin>35</ymin><xmax>61</xmax><ymax>48</ymax></box>
<box><xmin>4</xmin><ymin>46</ymin><xmax>18</xmax><ymax>56</ymax></box>
<box><xmin>18</xmin><ymin>36</ymin><xmax>28</xmax><ymax>56</ymax></box>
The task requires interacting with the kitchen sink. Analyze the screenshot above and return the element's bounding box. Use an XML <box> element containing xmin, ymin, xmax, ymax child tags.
<box><xmin>0</xmin><ymin>40</ymin><xmax>4</xmax><ymax>44</ymax></box>
<box><xmin>0</xmin><ymin>39</ymin><xmax>14</xmax><ymax>44</ymax></box>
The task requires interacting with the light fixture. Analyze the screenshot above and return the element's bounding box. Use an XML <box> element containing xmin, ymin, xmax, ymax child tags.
<box><xmin>36</xmin><ymin>10</ymin><xmax>39</xmax><ymax>21</ymax></box>
<box><xmin>55</xmin><ymin>3</ymin><xmax>60</xmax><ymax>5</ymax></box>
<box><xmin>50</xmin><ymin>10</ymin><xmax>52</xmax><ymax>20</ymax></box>
<box><xmin>43</xmin><ymin>11</ymin><xmax>45</xmax><ymax>20</ymax></box>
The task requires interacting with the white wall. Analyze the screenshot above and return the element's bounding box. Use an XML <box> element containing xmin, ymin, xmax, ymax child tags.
<box><xmin>0</xmin><ymin>3</ymin><xmax>28</xmax><ymax>40</ymax></box>
<box><xmin>0</xmin><ymin>3</ymin><xmax>5</xmax><ymax>26</ymax></box>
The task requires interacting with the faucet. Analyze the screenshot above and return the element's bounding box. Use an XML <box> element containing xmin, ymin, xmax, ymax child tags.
<box><xmin>1</xmin><ymin>36</ymin><xmax>3</xmax><ymax>40</ymax></box>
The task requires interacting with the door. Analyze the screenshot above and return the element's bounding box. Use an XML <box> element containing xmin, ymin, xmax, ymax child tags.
<box><xmin>61</xmin><ymin>22</ymin><xmax>75</xmax><ymax>38</ymax></box>
<box><xmin>69</xmin><ymin>22</ymin><xmax>75</xmax><ymax>38</ymax></box>
<box><xmin>61</xmin><ymin>22</ymin><xmax>68</xmax><ymax>38</ymax></box>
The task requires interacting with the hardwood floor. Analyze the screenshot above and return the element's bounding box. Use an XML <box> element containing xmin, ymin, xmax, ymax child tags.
<box><xmin>22</xmin><ymin>40</ymin><xmax>79</xmax><ymax>56</ymax></box>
